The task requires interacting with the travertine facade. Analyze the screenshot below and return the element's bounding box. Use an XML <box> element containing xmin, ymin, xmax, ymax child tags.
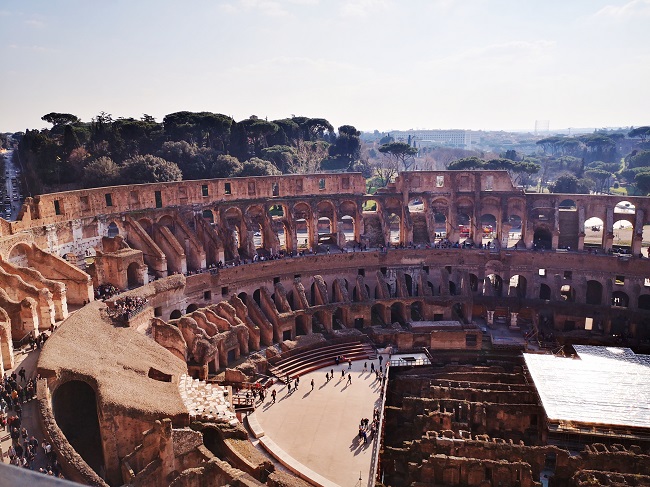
<box><xmin>0</xmin><ymin>171</ymin><xmax>648</xmax><ymax>486</ymax></box>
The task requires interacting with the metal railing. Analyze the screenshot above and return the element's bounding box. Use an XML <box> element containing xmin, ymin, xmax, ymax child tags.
<box><xmin>368</xmin><ymin>362</ymin><xmax>390</xmax><ymax>487</ymax></box>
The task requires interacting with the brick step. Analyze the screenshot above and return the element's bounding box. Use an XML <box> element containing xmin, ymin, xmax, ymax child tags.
<box><xmin>270</xmin><ymin>341</ymin><xmax>370</xmax><ymax>373</ymax></box>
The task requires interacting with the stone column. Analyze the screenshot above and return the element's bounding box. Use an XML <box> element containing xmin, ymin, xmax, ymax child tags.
<box><xmin>633</xmin><ymin>209</ymin><xmax>644</xmax><ymax>256</ymax></box>
<box><xmin>486</xmin><ymin>310</ymin><xmax>494</xmax><ymax>326</ymax></box>
<box><xmin>578</xmin><ymin>206</ymin><xmax>586</xmax><ymax>251</ymax></box>
<box><xmin>604</xmin><ymin>206</ymin><xmax>614</xmax><ymax>251</ymax></box>
<box><xmin>509</xmin><ymin>312</ymin><xmax>518</xmax><ymax>330</ymax></box>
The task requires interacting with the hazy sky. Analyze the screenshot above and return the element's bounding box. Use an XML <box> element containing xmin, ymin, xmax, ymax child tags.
<box><xmin>1</xmin><ymin>0</ymin><xmax>649</xmax><ymax>133</ymax></box>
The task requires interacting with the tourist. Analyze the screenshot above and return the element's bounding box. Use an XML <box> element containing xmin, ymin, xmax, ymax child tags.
<box><xmin>271</xmin><ymin>389</ymin><xmax>276</xmax><ymax>403</ymax></box>
<box><xmin>347</xmin><ymin>374</ymin><xmax>352</xmax><ymax>385</ymax></box>
<box><xmin>311</xmin><ymin>379</ymin><xmax>314</xmax><ymax>391</ymax></box>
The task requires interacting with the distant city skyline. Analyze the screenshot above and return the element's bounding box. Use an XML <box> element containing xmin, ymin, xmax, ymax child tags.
<box><xmin>1</xmin><ymin>0</ymin><xmax>648</xmax><ymax>134</ymax></box>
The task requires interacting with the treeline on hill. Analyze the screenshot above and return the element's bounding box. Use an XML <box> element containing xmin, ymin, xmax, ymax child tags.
<box><xmin>17</xmin><ymin>112</ymin><xmax>364</xmax><ymax>192</ymax></box>
<box><xmin>442</xmin><ymin>127</ymin><xmax>650</xmax><ymax>195</ymax></box>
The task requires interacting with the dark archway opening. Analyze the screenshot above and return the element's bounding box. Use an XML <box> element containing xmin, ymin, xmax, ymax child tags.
<box><xmin>186</xmin><ymin>303</ymin><xmax>199</xmax><ymax>313</ymax></box>
<box><xmin>390</xmin><ymin>302</ymin><xmax>405</xmax><ymax>326</ymax></box>
<box><xmin>53</xmin><ymin>381</ymin><xmax>104</xmax><ymax>476</ymax></box>
<box><xmin>533</xmin><ymin>228</ymin><xmax>553</xmax><ymax>250</ymax></box>
<box><xmin>411</xmin><ymin>302</ymin><xmax>423</xmax><ymax>321</ymax></box>
<box><xmin>539</xmin><ymin>284</ymin><xmax>551</xmax><ymax>300</ymax></box>
<box><xmin>586</xmin><ymin>281</ymin><xmax>602</xmax><ymax>305</ymax></box>
<box><xmin>107</xmin><ymin>222</ymin><xmax>119</xmax><ymax>238</ymax></box>
<box><xmin>127</xmin><ymin>262</ymin><xmax>140</xmax><ymax>288</ymax></box>
<box><xmin>639</xmin><ymin>294</ymin><xmax>650</xmax><ymax>310</ymax></box>
<box><xmin>170</xmin><ymin>309</ymin><xmax>182</xmax><ymax>320</ymax></box>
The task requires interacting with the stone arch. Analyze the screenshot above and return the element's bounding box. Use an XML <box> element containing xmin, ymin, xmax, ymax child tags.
<box><xmin>390</xmin><ymin>302</ymin><xmax>406</xmax><ymax>326</ymax></box>
<box><xmin>202</xmin><ymin>209</ymin><xmax>215</xmax><ymax>223</ymax></box>
<box><xmin>157</xmin><ymin>214</ymin><xmax>176</xmax><ymax>229</ymax></box>
<box><xmin>611</xmin><ymin>291</ymin><xmax>629</xmax><ymax>308</ymax></box>
<box><xmin>186</xmin><ymin>303</ymin><xmax>199</xmax><ymax>313</ymax></box>
<box><xmin>586</xmin><ymin>280</ymin><xmax>602</xmax><ymax>305</ymax></box>
<box><xmin>457</xmin><ymin>210</ymin><xmax>472</xmax><ymax>243</ymax></box>
<box><xmin>107</xmin><ymin>221</ymin><xmax>119</xmax><ymax>238</ymax></box>
<box><xmin>614</xmin><ymin>200</ymin><xmax>636</xmax><ymax>215</ymax></box>
<box><xmin>371</xmin><ymin>303</ymin><xmax>386</xmax><ymax>325</ymax></box>
<box><xmin>584</xmin><ymin>216</ymin><xmax>604</xmax><ymax>249</ymax></box>
<box><xmin>533</xmin><ymin>227</ymin><xmax>553</xmax><ymax>250</ymax></box>
<box><xmin>411</xmin><ymin>301</ymin><xmax>423</xmax><ymax>321</ymax></box>
<box><xmin>469</xmin><ymin>274</ymin><xmax>479</xmax><ymax>293</ymax></box>
<box><xmin>559</xmin><ymin>198</ymin><xmax>577</xmax><ymax>209</ymax></box>
<box><xmin>127</xmin><ymin>261</ymin><xmax>141</xmax><ymax>288</ymax></box>
<box><xmin>484</xmin><ymin>274</ymin><xmax>503</xmax><ymax>297</ymax></box>
<box><xmin>293</xmin><ymin>202</ymin><xmax>313</xmax><ymax>250</ymax></box>
<box><xmin>560</xmin><ymin>284</ymin><xmax>576</xmax><ymax>302</ymax></box>
<box><xmin>387</xmin><ymin>212</ymin><xmax>401</xmax><ymax>245</ymax></box>
<box><xmin>52</xmin><ymin>380</ymin><xmax>104</xmax><ymax>476</ymax></box>
<box><xmin>480</xmin><ymin>213</ymin><xmax>497</xmax><ymax>245</ymax></box>
<box><xmin>138</xmin><ymin>217</ymin><xmax>154</xmax><ymax>235</ymax></box>
<box><xmin>613</xmin><ymin>218</ymin><xmax>633</xmax><ymax>248</ymax></box>
<box><xmin>508</xmin><ymin>275</ymin><xmax>527</xmax><ymax>298</ymax></box>
<box><xmin>170</xmin><ymin>309</ymin><xmax>182</xmax><ymax>320</ymax></box>
<box><xmin>296</xmin><ymin>314</ymin><xmax>310</xmax><ymax>335</ymax></box>
<box><xmin>638</xmin><ymin>294</ymin><xmax>650</xmax><ymax>310</ymax></box>
<box><xmin>505</xmin><ymin>214</ymin><xmax>523</xmax><ymax>247</ymax></box>
<box><xmin>539</xmin><ymin>283</ymin><xmax>551</xmax><ymax>300</ymax></box>
<box><xmin>223</xmin><ymin>206</ymin><xmax>245</xmax><ymax>259</ymax></box>
<box><xmin>7</xmin><ymin>242</ymin><xmax>31</xmax><ymax>267</ymax></box>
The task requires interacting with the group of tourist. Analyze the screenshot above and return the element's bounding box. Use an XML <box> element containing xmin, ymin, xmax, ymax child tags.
<box><xmin>94</xmin><ymin>283</ymin><xmax>121</xmax><ymax>300</ymax></box>
<box><xmin>1</xmin><ymin>365</ymin><xmax>62</xmax><ymax>476</ymax></box>
<box><xmin>357</xmin><ymin>410</ymin><xmax>380</xmax><ymax>445</ymax></box>
<box><xmin>0</xmin><ymin>368</ymin><xmax>38</xmax><ymax>421</ymax></box>
<box><xmin>107</xmin><ymin>295</ymin><xmax>148</xmax><ymax>321</ymax></box>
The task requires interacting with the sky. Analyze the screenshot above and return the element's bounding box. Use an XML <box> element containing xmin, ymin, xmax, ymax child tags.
<box><xmin>0</xmin><ymin>0</ymin><xmax>649</xmax><ymax>134</ymax></box>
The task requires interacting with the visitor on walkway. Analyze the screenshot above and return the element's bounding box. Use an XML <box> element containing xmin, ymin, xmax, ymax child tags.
<box><xmin>311</xmin><ymin>379</ymin><xmax>314</xmax><ymax>391</ymax></box>
<box><xmin>271</xmin><ymin>390</ymin><xmax>277</xmax><ymax>403</ymax></box>
<box><xmin>347</xmin><ymin>374</ymin><xmax>352</xmax><ymax>385</ymax></box>
<box><xmin>348</xmin><ymin>359</ymin><xmax>352</xmax><ymax>369</ymax></box>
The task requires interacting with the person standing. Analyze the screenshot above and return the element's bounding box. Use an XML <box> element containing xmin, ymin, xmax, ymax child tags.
<box><xmin>310</xmin><ymin>379</ymin><xmax>314</xmax><ymax>391</ymax></box>
<box><xmin>271</xmin><ymin>389</ymin><xmax>277</xmax><ymax>403</ymax></box>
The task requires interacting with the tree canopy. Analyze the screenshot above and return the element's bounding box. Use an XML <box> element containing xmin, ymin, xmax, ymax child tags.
<box><xmin>378</xmin><ymin>142</ymin><xmax>418</xmax><ymax>171</ymax></box>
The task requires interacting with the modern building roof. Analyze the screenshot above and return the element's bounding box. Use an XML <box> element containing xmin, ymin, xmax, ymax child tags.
<box><xmin>524</xmin><ymin>346</ymin><xmax>650</xmax><ymax>432</ymax></box>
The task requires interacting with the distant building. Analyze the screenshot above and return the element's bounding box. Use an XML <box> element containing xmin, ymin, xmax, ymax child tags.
<box><xmin>390</xmin><ymin>129</ymin><xmax>473</xmax><ymax>149</ymax></box>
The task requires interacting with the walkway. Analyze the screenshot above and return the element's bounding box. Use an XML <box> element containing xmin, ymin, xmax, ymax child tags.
<box><xmin>251</xmin><ymin>355</ymin><xmax>387</xmax><ymax>487</ymax></box>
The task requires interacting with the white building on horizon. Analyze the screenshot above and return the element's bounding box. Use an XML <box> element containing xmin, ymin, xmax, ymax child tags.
<box><xmin>390</xmin><ymin>129</ymin><xmax>473</xmax><ymax>149</ymax></box>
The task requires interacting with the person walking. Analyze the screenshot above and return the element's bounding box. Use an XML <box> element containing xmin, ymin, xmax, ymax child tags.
<box><xmin>348</xmin><ymin>359</ymin><xmax>352</xmax><ymax>369</ymax></box>
<box><xmin>310</xmin><ymin>379</ymin><xmax>314</xmax><ymax>391</ymax></box>
<box><xmin>347</xmin><ymin>374</ymin><xmax>352</xmax><ymax>385</ymax></box>
<box><xmin>341</xmin><ymin>369</ymin><xmax>345</xmax><ymax>378</ymax></box>
<box><xmin>271</xmin><ymin>389</ymin><xmax>277</xmax><ymax>403</ymax></box>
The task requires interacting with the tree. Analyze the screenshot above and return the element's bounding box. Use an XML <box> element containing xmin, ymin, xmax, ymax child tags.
<box><xmin>119</xmin><ymin>154</ymin><xmax>182</xmax><ymax>184</ymax></box>
<box><xmin>585</xmin><ymin>168</ymin><xmax>613</xmax><ymax>193</ymax></box>
<box><xmin>210</xmin><ymin>154</ymin><xmax>243</xmax><ymax>178</ymax></box>
<box><xmin>629</xmin><ymin>126</ymin><xmax>650</xmax><ymax>143</ymax></box>
<box><xmin>83</xmin><ymin>157</ymin><xmax>120</xmax><ymax>188</ymax></box>
<box><xmin>634</xmin><ymin>171</ymin><xmax>650</xmax><ymax>194</ymax></box>
<box><xmin>378</xmin><ymin>142</ymin><xmax>418</xmax><ymax>171</ymax></box>
<box><xmin>447</xmin><ymin>156</ymin><xmax>484</xmax><ymax>170</ymax></box>
<box><xmin>549</xmin><ymin>174</ymin><xmax>592</xmax><ymax>194</ymax></box>
<box><xmin>293</xmin><ymin>140</ymin><xmax>329</xmax><ymax>174</ymax></box>
<box><xmin>329</xmin><ymin>125</ymin><xmax>361</xmax><ymax>169</ymax></box>
<box><xmin>626</xmin><ymin>150</ymin><xmax>650</xmax><ymax>169</ymax></box>
<box><xmin>260</xmin><ymin>145</ymin><xmax>297</xmax><ymax>173</ymax></box>
<box><xmin>238</xmin><ymin>157</ymin><xmax>281</xmax><ymax>177</ymax></box>
<box><xmin>41</xmin><ymin>112</ymin><xmax>80</xmax><ymax>127</ymax></box>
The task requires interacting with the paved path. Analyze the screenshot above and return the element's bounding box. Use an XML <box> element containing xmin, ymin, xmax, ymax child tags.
<box><xmin>1</xmin><ymin>345</ymin><xmax>50</xmax><ymax>471</ymax></box>
<box><xmin>253</xmin><ymin>357</ymin><xmax>386</xmax><ymax>487</ymax></box>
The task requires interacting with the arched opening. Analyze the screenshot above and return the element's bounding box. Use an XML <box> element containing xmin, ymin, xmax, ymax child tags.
<box><xmin>480</xmin><ymin>214</ymin><xmax>497</xmax><ymax>246</ymax></box>
<box><xmin>296</xmin><ymin>218</ymin><xmax>309</xmax><ymax>250</ymax></box>
<box><xmin>613</xmin><ymin>219</ymin><xmax>633</xmax><ymax>249</ymax></box>
<box><xmin>318</xmin><ymin>217</ymin><xmax>335</xmax><ymax>245</ymax></box>
<box><xmin>252</xmin><ymin>222</ymin><xmax>264</xmax><ymax>253</ymax></box>
<box><xmin>559</xmin><ymin>199</ymin><xmax>576</xmax><ymax>210</ymax></box>
<box><xmin>410</xmin><ymin>301</ymin><xmax>423</xmax><ymax>321</ymax></box>
<box><xmin>296</xmin><ymin>314</ymin><xmax>310</xmax><ymax>336</ymax></box>
<box><xmin>433</xmin><ymin>211</ymin><xmax>447</xmax><ymax>238</ymax></box>
<box><xmin>333</xmin><ymin>308</ymin><xmax>345</xmax><ymax>329</ymax></box>
<box><xmin>127</xmin><ymin>262</ymin><xmax>140</xmax><ymax>288</ymax></box>
<box><xmin>339</xmin><ymin>215</ymin><xmax>355</xmax><ymax>244</ymax></box>
<box><xmin>274</xmin><ymin>222</ymin><xmax>287</xmax><ymax>251</ymax></box>
<box><xmin>586</xmin><ymin>280</ymin><xmax>603</xmax><ymax>305</ymax></box>
<box><xmin>202</xmin><ymin>210</ymin><xmax>214</xmax><ymax>223</ymax></box>
<box><xmin>253</xmin><ymin>289</ymin><xmax>261</xmax><ymax>307</ymax></box>
<box><xmin>407</xmin><ymin>198</ymin><xmax>424</xmax><ymax>213</ymax></box>
<box><xmin>533</xmin><ymin>228</ymin><xmax>553</xmax><ymax>250</ymax></box>
<box><xmin>506</xmin><ymin>215</ymin><xmax>522</xmax><ymax>247</ymax></box>
<box><xmin>614</xmin><ymin>201</ymin><xmax>635</xmax><ymax>215</ymax></box>
<box><xmin>7</xmin><ymin>243</ymin><xmax>30</xmax><ymax>267</ymax></box>
<box><xmin>639</xmin><ymin>295</ymin><xmax>650</xmax><ymax>310</ymax></box>
<box><xmin>107</xmin><ymin>221</ymin><xmax>119</xmax><ymax>238</ymax></box>
<box><xmin>390</xmin><ymin>302</ymin><xmax>406</xmax><ymax>326</ymax></box>
<box><xmin>508</xmin><ymin>275</ymin><xmax>527</xmax><ymax>298</ymax></box>
<box><xmin>404</xmin><ymin>274</ymin><xmax>413</xmax><ymax>296</ymax></box>
<box><xmin>469</xmin><ymin>274</ymin><xmax>479</xmax><ymax>293</ymax></box>
<box><xmin>186</xmin><ymin>303</ymin><xmax>199</xmax><ymax>313</ymax></box>
<box><xmin>449</xmin><ymin>281</ymin><xmax>457</xmax><ymax>296</ymax></box>
<box><xmin>484</xmin><ymin>274</ymin><xmax>503</xmax><ymax>297</ymax></box>
<box><xmin>52</xmin><ymin>381</ymin><xmax>103</xmax><ymax>476</ymax></box>
<box><xmin>371</xmin><ymin>303</ymin><xmax>386</xmax><ymax>326</ymax></box>
<box><xmin>363</xmin><ymin>199</ymin><xmax>378</xmax><ymax>212</ymax></box>
<box><xmin>539</xmin><ymin>284</ymin><xmax>551</xmax><ymax>300</ymax></box>
<box><xmin>170</xmin><ymin>309</ymin><xmax>182</xmax><ymax>320</ymax></box>
<box><xmin>457</xmin><ymin>212</ymin><xmax>471</xmax><ymax>243</ymax></box>
<box><xmin>584</xmin><ymin>217</ymin><xmax>604</xmax><ymax>250</ymax></box>
<box><xmin>612</xmin><ymin>291</ymin><xmax>629</xmax><ymax>308</ymax></box>
<box><xmin>387</xmin><ymin>212</ymin><xmax>401</xmax><ymax>245</ymax></box>
<box><xmin>560</xmin><ymin>285</ymin><xmax>575</xmax><ymax>302</ymax></box>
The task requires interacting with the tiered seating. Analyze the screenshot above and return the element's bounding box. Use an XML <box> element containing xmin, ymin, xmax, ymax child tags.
<box><xmin>268</xmin><ymin>341</ymin><xmax>376</xmax><ymax>382</ymax></box>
